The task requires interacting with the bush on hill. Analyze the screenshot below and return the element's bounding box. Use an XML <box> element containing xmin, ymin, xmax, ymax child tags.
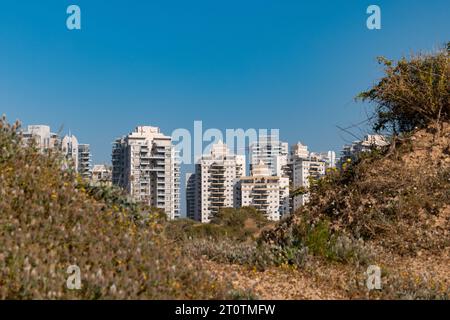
<box><xmin>0</xmin><ymin>116</ymin><xmax>233</xmax><ymax>299</ymax></box>
<box><xmin>358</xmin><ymin>44</ymin><xmax>449</xmax><ymax>134</ymax></box>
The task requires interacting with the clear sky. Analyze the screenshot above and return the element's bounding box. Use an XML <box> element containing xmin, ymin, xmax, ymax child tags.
<box><xmin>1</xmin><ymin>1</ymin><xmax>449</xmax><ymax>213</ymax></box>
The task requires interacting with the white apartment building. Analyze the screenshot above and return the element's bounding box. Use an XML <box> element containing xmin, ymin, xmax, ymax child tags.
<box><xmin>91</xmin><ymin>164</ymin><xmax>112</xmax><ymax>185</ymax></box>
<box><xmin>291</xmin><ymin>155</ymin><xmax>326</xmax><ymax>210</ymax></box>
<box><xmin>290</xmin><ymin>141</ymin><xmax>309</xmax><ymax>159</ymax></box>
<box><xmin>61</xmin><ymin>134</ymin><xmax>92</xmax><ymax>179</ymax></box>
<box><xmin>285</xmin><ymin>141</ymin><xmax>331</xmax><ymax>211</ymax></box>
<box><xmin>249</xmin><ymin>135</ymin><xmax>289</xmax><ymax>177</ymax></box>
<box><xmin>188</xmin><ymin>141</ymin><xmax>245</xmax><ymax>223</ymax></box>
<box><xmin>22</xmin><ymin>125</ymin><xmax>60</xmax><ymax>151</ymax></box>
<box><xmin>112</xmin><ymin>126</ymin><xmax>180</xmax><ymax>220</ymax></box>
<box><xmin>22</xmin><ymin>125</ymin><xmax>92</xmax><ymax>178</ymax></box>
<box><xmin>240</xmin><ymin>161</ymin><xmax>290</xmax><ymax>221</ymax></box>
<box><xmin>62</xmin><ymin>134</ymin><xmax>79</xmax><ymax>167</ymax></box>
<box><xmin>310</xmin><ymin>151</ymin><xmax>337</xmax><ymax>169</ymax></box>
<box><xmin>339</xmin><ymin>134</ymin><xmax>389</xmax><ymax>166</ymax></box>
<box><xmin>289</xmin><ymin>142</ymin><xmax>336</xmax><ymax>169</ymax></box>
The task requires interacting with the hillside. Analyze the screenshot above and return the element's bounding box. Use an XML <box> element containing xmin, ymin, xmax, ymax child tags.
<box><xmin>259</xmin><ymin>123</ymin><xmax>450</xmax><ymax>298</ymax></box>
<box><xmin>265</xmin><ymin>123</ymin><xmax>449</xmax><ymax>252</ymax></box>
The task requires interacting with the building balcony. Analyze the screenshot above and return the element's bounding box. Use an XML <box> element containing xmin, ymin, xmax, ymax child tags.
<box><xmin>210</xmin><ymin>180</ymin><xmax>225</xmax><ymax>185</ymax></box>
<box><xmin>253</xmin><ymin>202</ymin><xmax>269</xmax><ymax>207</ymax></box>
<box><xmin>209</xmin><ymin>195</ymin><xmax>226</xmax><ymax>200</ymax></box>
<box><xmin>210</xmin><ymin>165</ymin><xmax>226</xmax><ymax>169</ymax></box>
<box><xmin>252</xmin><ymin>195</ymin><xmax>269</xmax><ymax>200</ymax></box>
<box><xmin>209</xmin><ymin>172</ymin><xmax>226</xmax><ymax>176</ymax></box>
<box><xmin>149</xmin><ymin>155</ymin><xmax>165</xmax><ymax>159</ymax></box>
<box><xmin>209</xmin><ymin>179</ymin><xmax>226</xmax><ymax>183</ymax></box>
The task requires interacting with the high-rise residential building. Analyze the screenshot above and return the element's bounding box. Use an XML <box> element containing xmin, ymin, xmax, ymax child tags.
<box><xmin>22</xmin><ymin>125</ymin><xmax>92</xmax><ymax>178</ymax></box>
<box><xmin>249</xmin><ymin>135</ymin><xmax>288</xmax><ymax>177</ymax></box>
<box><xmin>285</xmin><ymin>142</ymin><xmax>332</xmax><ymax>212</ymax></box>
<box><xmin>283</xmin><ymin>141</ymin><xmax>310</xmax><ymax>182</ymax></box>
<box><xmin>290</xmin><ymin>141</ymin><xmax>309</xmax><ymax>159</ymax></box>
<box><xmin>77</xmin><ymin>144</ymin><xmax>92</xmax><ymax>179</ymax></box>
<box><xmin>22</xmin><ymin>125</ymin><xmax>61</xmax><ymax>151</ymax></box>
<box><xmin>188</xmin><ymin>141</ymin><xmax>245</xmax><ymax>223</ymax></box>
<box><xmin>112</xmin><ymin>126</ymin><xmax>180</xmax><ymax>220</ymax></box>
<box><xmin>185</xmin><ymin>173</ymin><xmax>198</xmax><ymax>220</ymax></box>
<box><xmin>91</xmin><ymin>164</ymin><xmax>112</xmax><ymax>185</ymax></box>
<box><xmin>61</xmin><ymin>134</ymin><xmax>92</xmax><ymax>179</ymax></box>
<box><xmin>61</xmin><ymin>134</ymin><xmax>79</xmax><ymax>166</ymax></box>
<box><xmin>240</xmin><ymin>161</ymin><xmax>290</xmax><ymax>221</ymax></box>
<box><xmin>339</xmin><ymin>134</ymin><xmax>389</xmax><ymax>167</ymax></box>
<box><xmin>291</xmin><ymin>155</ymin><xmax>326</xmax><ymax>211</ymax></box>
<box><xmin>310</xmin><ymin>151</ymin><xmax>337</xmax><ymax>169</ymax></box>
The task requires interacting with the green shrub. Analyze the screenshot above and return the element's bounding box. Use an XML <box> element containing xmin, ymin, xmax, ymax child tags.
<box><xmin>184</xmin><ymin>238</ymin><xmax>288</xmax><ymax>271</ymax></box>
<box><xmin>165</xmin><ymin>219</ymin><xmax>228</xmax><ymax>241</ymax></box>
<box><xmin>211</xmin><ymin>207</ymin><xmax>269</xmax><ymax>239</ymax></box>
<box><xmin>166</xmin><ymin>207</ymin><xmax>269</xmax><ymax>242</ymax></box>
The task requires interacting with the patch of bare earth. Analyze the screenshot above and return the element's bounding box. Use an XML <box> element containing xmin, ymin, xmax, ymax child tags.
<box><xmin>202</xmin><ymin>259</ymin><xmax>346</xmax><ymax>300</ymax></box>
<box><xmin>378</xmin><ymin>247</ymin><xmax>450</xmax><ymax>285</ymax></box>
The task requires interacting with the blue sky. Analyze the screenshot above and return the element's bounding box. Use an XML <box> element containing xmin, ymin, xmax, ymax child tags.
<box><xmin>1</xmin><ymin>1</ymin><xmax>449</xmax><ymax>209</ymax></box>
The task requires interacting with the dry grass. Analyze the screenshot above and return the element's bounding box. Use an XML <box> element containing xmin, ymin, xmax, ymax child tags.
<box><xmin>266</xmin><ymin>124</ymin><xmax>450</xmax><ymax>255</ymax></box>
<box><xmin>260</xmin><ymin>123</ymin><xmax>450</xmax><ymax>299</ymax></box>
<box><xmin>0</xmin><ymin>117</ymin><xmax>235</xmax><ymax>299</ymax></box>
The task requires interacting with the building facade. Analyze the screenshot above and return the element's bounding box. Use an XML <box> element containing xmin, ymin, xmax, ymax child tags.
<box><xmin>185</xmin><ymin>172</ymin><xmax>198</xmax><ymax>220</ymax></box>
<box><xmin>339</xmin><ymin>134</ymin><xmax>389</xmax><ymax>167</ymax></box>
<box><xmin>23</xmin><ymin>125</ymin><xmax>92</xmax><ymax>178</ymax></box>
<box><xmin>291</xmin><ymin>155</ymin><xmax>326</xmax><ymax>210</ymax></box>
<box><xmin>188</xmin><ymin>141</ymin><xmax>245</xmax><ymax>223</ymax></box>
<box><xmin>61</xmin><ymin>134</ymin><xmax>92</xmax><ymax>179</ymax></box>
<box><xmin>310</xmin><ymin>151</ymin><xmax>337</xmax><ymax>169</ymax></box>
<box><xmin>91</xmin><ymin>164</ymin><xmax>112</xmax><ymax>185</ymax></box>
<box><xmin>285</xmin><ymin>142</ymin><xmax>331</xmax><ymax>212</ymax></box>
<box><xmin>112</xmin><ymin>126</ymin><xmax>180</xmax><ymax>220</ymax></box>
<box><xmin>240</xmin><ymin>161</ymin><xmax>289</xmax><ymax>221</ymax></box>
<box><xmin>290</xmin><ymin>141</ymin><xmax>309</xmax><ymax>159</ymax></box>
<box><xmin>249</xmin><ymin>135</ymin><xmax>289</xmax><ymax>177</ymax></box>
<box><xmin>22</xmin><ymin>125</ymin><xmax>61</xmax><ymax>151</ymax></box>
<box><xmin>77</xmin><ymin>144</ymin><xmax>92</xmax><ymax>179</ymax></box>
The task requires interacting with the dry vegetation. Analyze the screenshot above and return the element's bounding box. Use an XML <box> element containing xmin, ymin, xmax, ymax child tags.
<box><xmin>261</xmin><ymin>123</ymin><xmax>449</xmax><ymax>299</ymax></box>
<box><xmin>0</xmin><ymin>118</ymin><xmax>238</xmax><ymax>299</ymax></box>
